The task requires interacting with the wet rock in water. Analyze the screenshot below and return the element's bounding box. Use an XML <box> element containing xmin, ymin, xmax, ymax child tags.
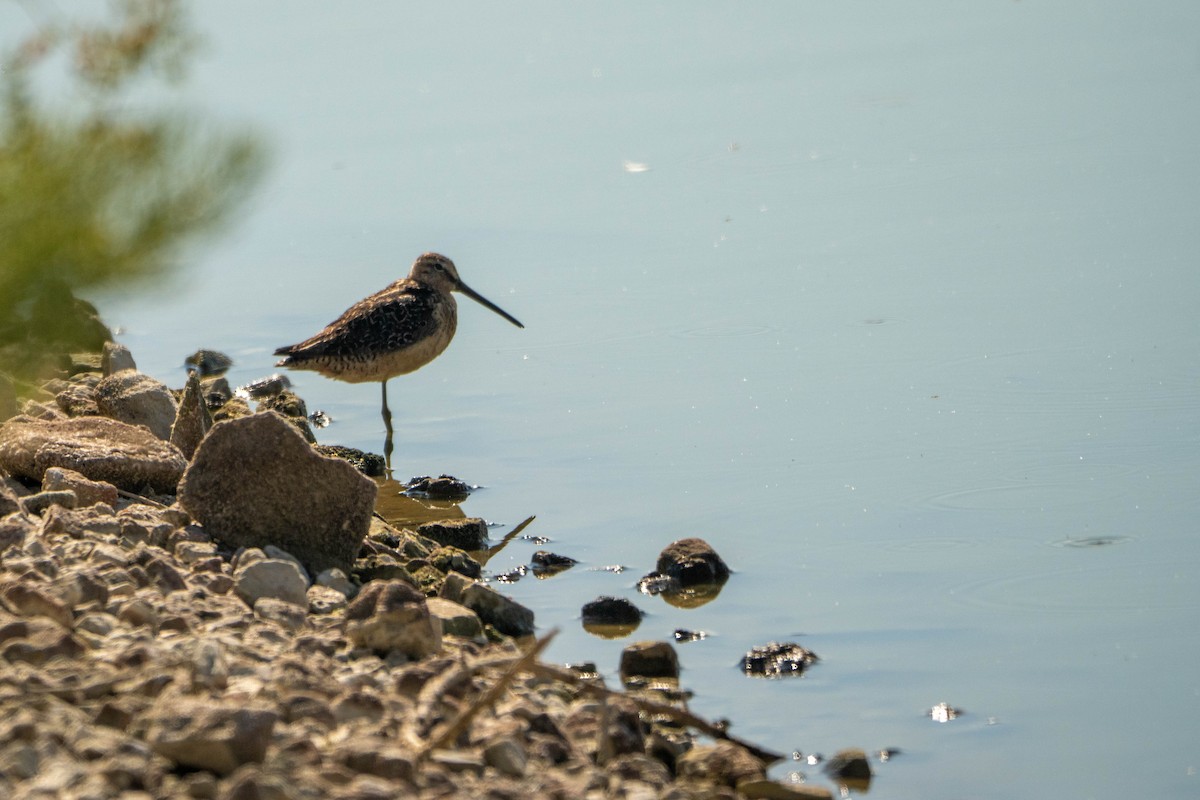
<box><xmin>315</xmin><ymin>445</ymin><xmax>385</xmax><ymax>477</ymax></box>
<box><xmin>619</xmin><ymin>641</ymin><xmax>680</xmax><ymax>682</ymax></box>
<box><xmin>101</xmin><ymin>342</ymin><xmax>136</xmax><ymax>376</ymax></box>
<box><xmin>673</xmin><ymin>628</ymin><xmax>708</xmax><ymax>643</ymax></box>
<box><xmin>184</xmin><ymin>349</ymin><xmax>233</xmax><ymax>377</ymax></box>
<box><xmin>94</xmin><ymin>371</ymin><xmax>178</xmax><ymax>440</ymax></box>
<box><xmin>344</xmin><ymin>579</ymin><xmax>441</xmax><ymax>659</ymax></box>
<box><xmin>442</xmin><ymin>572</ymin><xmax>536</xmax><ymax>637</ymax></box>
<box><xmin>823</xmin><ymin>747</ymin><xmax>872</xmax><ymax>787</ymax></box>
<box><xmin>41</xmin><ymin>466</ymin><xmax>119</xmax><ymax>507</ymax></box>
<box><xmin>531</xmin><ymin>550</ymin><xmax>577</xmax><ymax>577</ymax></box>
<box><xmin>418</xmin><ymin>518</ymin><xmax>489</xmax><ymax>551</ymax></box>
<box><xmin>405</xmin><ymin>474</ymin><xmax>472</xmax><ymax>500</ymax></box>
<box><xmin>144</xmin><ymin>697</ymin><xmax>277</xmax><ymax>775</ymax></box>
<box><xmin>257</xmin><ymin>390</ymin><xmax>316</xmax><ymax>442</ymax></box>
<box><xmin>581</xmin><ymin>596</ymin><xmax>644</xmax><ymax>626</ymax></box>
<box><xmin>240</xmin><ymin>373</ymin><xmax>291</xmax><ymax>399</ymax></box>
<box><xmin>170</xmin><ymin>370</ymin><xmax>212</xmax><ymax>460</ymax></box>
<box><xmin>740</xmin><ymin>642</ymin><xmax>818</xmax><ymax>678</ymax></box>
<box><xmin>233</xmin><ymin>549</ymin><xmax>310</xmax><ymax>608</ymax></box>
<box><xmin>654</xmin><ymin>537</ymin><xmax>730</xmax><ymax>586</ymax></box>
<box><xmin>177</xmin><ymin>412</ymin><xmax>376</xmax><ymax>575</ymax></box>
<box><xmin>0</xmin><ymin>416</ymin><xmax>187</xmax><ymax>493</ymax></box>
<box><xmin>675</xmin><ymin>740</ymin><xmax>766</xmax><ymax>788</ymax></box>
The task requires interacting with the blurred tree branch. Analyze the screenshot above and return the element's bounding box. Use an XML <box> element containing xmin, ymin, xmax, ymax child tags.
<box><xmin>0</xmin><ymin>0</ymin><xmax>266</xmax><ymax>372</ymax></box>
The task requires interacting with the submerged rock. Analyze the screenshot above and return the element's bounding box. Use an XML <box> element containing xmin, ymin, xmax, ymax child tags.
<box><xmin>315</xmin><ymin>444</ymin><xmax>385</xmax><ymax>477</ymax></box>
<box><xmin>177</xmin><ymin>412</ymin><xmax>376</xmax><ymax>576</ymax></box>
<box><xmin>405</xmin><ymin>474</ymin><xmax>472</xmax><ymax>500</ymax></box>
<box><xmin>655</xmin><ymin>537</ymin><xmax>730</xmax><ymax>586</ymax></box>
<box><xmin>0</xmin><ymin>416</ymin><xmax>187</xmax><ymax>493</ymax></box>
<box><xmin>619</xmin><ymin>641</ymin><xmax>679</xmax><ymax>682</ymax></box>
<box><xmin>581</xmin><ymin>596</ymin><xmax>643</xmax><ymax>626</ymax></box>
<box><xmin>740</xmin><ymin>642</ymin><xmax>818</xmax><ymax>678</ymax></box>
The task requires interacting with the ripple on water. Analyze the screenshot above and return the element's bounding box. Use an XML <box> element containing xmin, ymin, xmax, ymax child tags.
<box><xmin>946</xmin><ymin>559</ymin><xmax>1200</xmax><ymax>615</ymax></box>
<box><xmin>672</xmin><ymin>323</ymin><xmax>778</xmax><ymax>339</ymax></box>
<box><xmin>914</xmin><ymin>462</ymin><xmax>1143</xmax><ymax>512</ymax></box>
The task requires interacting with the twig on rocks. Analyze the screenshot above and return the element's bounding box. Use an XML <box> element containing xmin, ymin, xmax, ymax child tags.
<box><xmin>416</xmin><ymin>628</ymin><xmax>557</xmax><ymax>761</ymax></box>
<box><xmin>115</xmin><ymin>488</ymin><xmax>168</xmax><ymax>508</ymax></box>
<box><xmin>529</xmin><ymin>661</ymin><xmax>785</xmax><ymax>766</ymax></box>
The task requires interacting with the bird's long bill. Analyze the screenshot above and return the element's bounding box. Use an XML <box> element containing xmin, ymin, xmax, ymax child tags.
<box><xmin>458</xmin><ymin>281</ymin><xmax>524</xmax><ymax>328</ymax></box>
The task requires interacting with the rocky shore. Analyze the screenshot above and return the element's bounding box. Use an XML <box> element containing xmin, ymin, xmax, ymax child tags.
<box><xmin>0</xmin><ymin>342</ymin><xmax>843</xmax><ymax>799</ymax></box>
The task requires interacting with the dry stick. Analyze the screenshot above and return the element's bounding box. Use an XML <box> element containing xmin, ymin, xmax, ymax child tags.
<box><xmin>114</xmin><ymin>488</ymin><xmax>167</xmax><ymax>508</ymax></box>
<box><xmin>416</xmin><ymin>628</ymin><xmax>558</xmax><ymax>761</ymax></box>
<box><xmin>483</xmin><ymin>514</ymin><xmax>537</xmax><ymax>561</ymax></box>
<box><xmin>529</xmin><ymin>661</ymin><xmax>785</xmax><ymax>766</ymax></box>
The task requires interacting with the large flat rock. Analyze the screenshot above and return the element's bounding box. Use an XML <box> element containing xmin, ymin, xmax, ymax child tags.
<box><xmin>0</xmin><ymin>416</ymin><xmax>187</xmax><ymax>493</ymax></box>
<box><xmin>177</xmin><ymin>412</ymin><xmax>376</xmax><ymax>575</ymax></box>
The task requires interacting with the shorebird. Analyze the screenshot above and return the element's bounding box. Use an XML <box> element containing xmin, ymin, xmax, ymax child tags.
<box><xmin>274</xmin><ymin>252</ymin><xmax>523</xmax><ymax>450</ymax></box>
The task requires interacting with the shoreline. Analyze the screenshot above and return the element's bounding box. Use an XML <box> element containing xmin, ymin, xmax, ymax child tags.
<box><xmin>0</xmin><ymin>340</ymin><xmax>853</xmax><ymax>799</ymax></box>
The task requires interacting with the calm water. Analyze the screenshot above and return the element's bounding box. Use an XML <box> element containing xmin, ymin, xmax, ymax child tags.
<box><xmin>8</xmin><ymin>3</ymin><xmax>1200</xmax><ymax>797</ymax></box>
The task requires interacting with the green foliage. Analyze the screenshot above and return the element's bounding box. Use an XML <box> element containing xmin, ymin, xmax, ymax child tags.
<box><xmin>0</xmin><ymin>0</ymin><xmax>266</xmax><ymax>360</ymax></box>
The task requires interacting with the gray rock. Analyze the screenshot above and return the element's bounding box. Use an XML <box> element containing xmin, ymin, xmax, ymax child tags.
<box><xmin>234</xmin><ymin>556</ymin><xmax>310</xmax><ymax>608</ymax></box>
<box><xmin>0</xmin><ymin>512</ymin><xmax>30</xmax><ymax>554</ymax></box>
<box><xmin>0</xmin><ymin>478</ymin><xmax>21</xmax><ymax>516</ymax></box>
<box><xmin>178</xmin><ymin>412</ymin><xmax>375</xmax><ymax>576</ymax></box>
<box><xmin>0</xmin><ymin>416</ymin><xmax>187</xmax><ymax>494</ymax></box>
<box><xmin>95</xmin><ymin>372</ymin><xmax>178</xmax><ymax>440</ymax></box>
<box><xmin>18</xmin><ymin>489</ymin><xmax>77</xmax><ymax>516</ymax></box>
<box><xmin>344</xmin><ymin>580</ymin><xmax>441</xmax><ymax>659</ymax></box>
<box><xmin>315</xmin><ymin>567</ymin><xmax>357</xmax><ymax>597</ymax></box>
<box><xmin>483</xmin><ymin>736</ymin><xmax>528</xmax><ymax>777</ymax></box>
<box><xmin>458</xmin><ymin>579</ymin><xmax>536</xmax><ymax>637</ymax></box>
<box><xmin>144</xmin><ymin>698</ymin><xmax>277</xmax><ymax>775</ymax></box>
<box><xmin>42</xmin><ymin>466</ymin><xmax>119</xmax><ymax>507</ymax></box>
<box><xmin>101</xmin><ymin>342</ymin><xmax>137</xmax><ymax>375</ymax></box>
<box><xmin>254</xmin><ymin>596</ymin><xmax>308</xmax><ymax>631</ymax></box>
<box><xmin>169</xmin><ymin>370</ymin><xmax>212</xmax><ymax>460</ymax></box>
<box><xmin>1</xmin><ymin>581</ymin><xmax>74</xmax><ymax>628</ymax></box>
<box><xmin>426</xmin><ymin>596</ymin><xmax>484</xmax><ymax>640</ymax></box>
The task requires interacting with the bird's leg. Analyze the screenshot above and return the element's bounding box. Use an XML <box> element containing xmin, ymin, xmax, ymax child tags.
<box><xmin>382</xmin><ymin>381</ymin><xmax>395</xmax><ymax>472</ymax></box>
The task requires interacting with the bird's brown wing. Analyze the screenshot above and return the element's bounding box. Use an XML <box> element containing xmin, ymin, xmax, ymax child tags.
<box><xmin>275</xmin><ymin>283</ymin><xmax>442</xmax><ymax>362</ymax></box>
